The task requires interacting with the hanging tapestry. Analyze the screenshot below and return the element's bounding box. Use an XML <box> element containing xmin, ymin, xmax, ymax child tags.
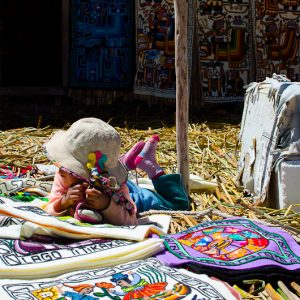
<box><xmin>196</xmin><ymin>0</ymin><xmax>250</xmax><ymax>102</ymax></box>
<box><xmin>254</xmin><ymin>0</ymin><xmax>300</xmax><ymax>82</ymax></box>
<box><xmin>155</xmin><ymin>218</ymin><xmax>300</xmax><ymax>282</ymax></box>
<box><xmin>69</xmin><ymin>0</ymin><xmax>134</xmax><ymax>88</ymax></box>
<box><xmin>0</xmin><ymin>258</ymin><xmax>241</xmax><ymax>299</ymax></box>
<box><xmin>134</xmin><ymin>0</ymin><xmax>177</xmax><ymax>98</ymax></box>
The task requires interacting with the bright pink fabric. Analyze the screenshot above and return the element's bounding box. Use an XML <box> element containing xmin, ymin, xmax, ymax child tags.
<box><xmin>44</xmin><ymin>170</ymin><xmax>138</xmax><ymax>225</ymax></box>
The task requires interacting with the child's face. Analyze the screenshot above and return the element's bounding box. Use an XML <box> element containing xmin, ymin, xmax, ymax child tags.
<box><xmin>58</xmin><ymin>168</ymin><xmax>81</xmax><ymax>187</ymax></box>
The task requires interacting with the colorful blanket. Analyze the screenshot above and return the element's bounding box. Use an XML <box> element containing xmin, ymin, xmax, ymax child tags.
<box><xmin>155</xmin><ymin>218</ymin><xmax>300</xmax><ymax>282</ymax></box>
<box><xmin>0</xmin><ymin>234</ymin><xmax>163</xmax><ymax>279</ymax></box>
<box><xmin>195</xmin><ymin>1</ymin><xmax>300</xmax><ymax>103</ymax></box>
<box><xmin>0</xmin><ymin>165</ymin><xmax>34</xmax><ymax>179</ymax></box>
<box><xmin>0</xmin><ymin>258</ymin><xmax>241</xmax><ymax>299</ymax></box>
<box><xmin>0</xmin><ymin>197</ymin><xmax>168</xmax><ymax>241</ymax></box>
<box><xmin>0</xmin><ymin>195</ymin><xmax>171</xmax><ymax>279</ymax></box>
<box><xmin>0</xmin><ymin>185</ymin><xmax>241</xmax><ymax>298</ymax></box>
<box><xmin>66</xmin><ymin>0</ymin><xmax>300</xmax><ymax>102</ymax></box>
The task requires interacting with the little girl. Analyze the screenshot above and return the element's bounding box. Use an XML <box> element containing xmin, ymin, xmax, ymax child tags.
<box><xmin>44</xmin><ymin>118</ymin><xmax>189</xmax><ymax>225</ymax></box>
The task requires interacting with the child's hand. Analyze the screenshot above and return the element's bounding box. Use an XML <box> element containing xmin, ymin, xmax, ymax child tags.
<box><xmin>61</xmin><ymin>182</ymin><xmax>88</xmax><ymax>210</ymax></box>
<box><xmin>85</xmin><ymin>188</ymin><xmax>111</xmax><ymax>211</ymax></box>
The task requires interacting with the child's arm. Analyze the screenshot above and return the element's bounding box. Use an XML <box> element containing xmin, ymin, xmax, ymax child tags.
<box><xmin>85</xmin><ymin>185</ymin><xmax>138</xmax><ymax>226</ymax></box>
<box><xmin>45</xmin><ymin>170</ymin><xmax>86</xmax><ymax>216</ymax></box>
<box><xmin>54</xmin><ymin>183</ymin><xmax>86</xmax><ymax>212</ymax></box>
<box><xmin>100</xmin><ymin>200</ymin><xmax>138</xmax><ymax>226</ymax></box>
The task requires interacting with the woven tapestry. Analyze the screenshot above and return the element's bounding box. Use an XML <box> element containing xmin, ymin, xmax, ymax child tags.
<box><xmin>155</xmin><ymin>218</ymin><xmax>300</xmax><ymax>281</ymax></box>
<box><xmin>69</xmin><ymin>0</ymin><xmax>134</xmax><ymax>88</ymax></box>
<box><xmin>254</xmin><ymin>0</ymin><xmax>300</xmax><ymax>82</ymax></box>
<box><xmin>0</xmin><ymin>258</ymin><xmax>241</xmax><ymax>299</ymax></box>
<box><xmin>196</xmin><ymin>0</ymin><xmax>250</xmax><ymax>102</ymax></box>
<box><xmin>134</xmin><ymin>0</ymin><xmax>177</xmax><ymax>98</ymax></box>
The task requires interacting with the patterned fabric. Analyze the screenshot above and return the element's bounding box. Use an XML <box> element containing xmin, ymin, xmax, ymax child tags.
<box><xmin>155</xmin><ymin>218</ymin><xmax>300</xmax><ymax>281</ymax></box>
<box><xmin>255</xmin><ymin>0</ymin><xmax>300</xmax><ymax>82</ymax></box>
<box><xmin>0</xmin><ymin>196</ymin><xmax>167</xmax><ymax>279</ymax></box>
<box><xmin>0</xmin><ymin>165</ymin><xmax>34</xmax><ymax>179</ymax></box>
<box><xmin>67</xmin><ymin>1</ymin><xmax>300</xmax><ymax>102</ymax></box>
<box><xmin>0</xmin><ymin>177</ymin><xmax>52</xmax><ymax>195</ymax></box>
<box><xmin>0</xmin><ymin>192</ymin><xmax>48</xmax><ymax>203</ymax></box>
<box><xmin>196</xmin><ymin>0</ymin><xmax>250</xmax><ymax>102</ymax></box>
<box><xmin>0</xmin><ymin>258</ymin><xmax>241</xmax><ymax>299</ymax></box>
<box><xmin>134</xmin><ymin>0</ymin><xmax>177</xmax><ymax>98</ymax></box>
<box><xmin>69</xmin><ymin>0</ymin><xmax>134</xmax><ymax>88</ymax></box>
<box><xmin>196</xmin><ymin>0</ymin><xmax>300</xmax><ymax>102</ymax></box>
<box><xmin>0</xmin><ymin>196</ymin><xmax>167</xmax><ymax>241</ymax></box>
<box><xmin>0</xmin><ymin>231</ymin><xmax>163</xmax><ymax>279</ymax></box>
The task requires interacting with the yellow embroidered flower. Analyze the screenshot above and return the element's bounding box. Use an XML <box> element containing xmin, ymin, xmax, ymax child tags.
<box><xmin>31</xmin><ymin>287</ymin><xmax>60</xmax><ymax>300</ymax></box>
<box><xmin>87</xmin><ymin>152</ymin><xmax>96</xmax><ymax>170</ymax></box>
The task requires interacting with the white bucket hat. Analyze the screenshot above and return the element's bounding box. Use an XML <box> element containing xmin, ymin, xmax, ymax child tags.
<box><xmin>44</xmin><ymin>117</ymin><xmax>128</xmax><ymax>184</ymax></box>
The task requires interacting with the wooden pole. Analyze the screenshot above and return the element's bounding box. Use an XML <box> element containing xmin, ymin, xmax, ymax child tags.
<box><xmin>174</xmin><ymin>0</ymin><xmax>190</xmax><ymax>193</ymax></box>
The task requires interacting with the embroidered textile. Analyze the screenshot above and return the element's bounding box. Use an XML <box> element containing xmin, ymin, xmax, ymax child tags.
<box><xmin>255</xmin><ymin>0</ymin><xmax>300</xmax><ymax>82</ymax></box>
<box><xmin>0</xmin><ymin>165</ymin><xmax>34</xmax><ymax>179</ymax></box>
<box><xmin>0</xmin><ymin>178</ymin><xmax>52</xmax><ymax>195</ymax></box>
<box><xmin>155</xmin><ymin>218</ymin><xmax>300</xmax><ymax>281</ymax></box>
<box><xmin>196</xmin><ymin>0</ymin><xmax>250</xmax><ymax>102</ymax></box>
<box><xmin>196</xmin><ymin>0</ymin><xmax>300</xmax><ymax>102</ymax></box>
<box><xmin>134</xmin><ymin>0</ymin><xmax>176</xmax><ymax>98</ymax></box>
<box><xmin>69</xmin><ymin>0</ymin><xmax>135</xmax><ymax>88</ymax></box>
<box><xmin>0</xmin><ymin>258</ymin><xmax>240</xmax><ymax>299</ymax></box>
<box><xmin>0</xmin><ymin>233</ymin><xmax>163</xmax><ymax>279</ymax></box>
<box><xmin>0</xmin><ymin>197</ymin><xmax>167</xmax><ymax>241</ymax></box>
<box><xmin>67</xmin><ymin>1</ymin><xmax>300</xmax><ymax>102</ymax></box>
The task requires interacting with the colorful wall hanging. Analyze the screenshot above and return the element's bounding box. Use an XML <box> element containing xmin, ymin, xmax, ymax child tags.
<box><xmin>155</xmin><ymin>218</ymin><xmax>300</xmax><ymax>282</ymax></box>
<box><xmin>193</xmin><ymin>0</ymin><xmax>300</xmax><ymax>103</ymax></box>
<box><xmin>67</xmin><ymin>1</ymin><xmax>300</xmax><ymax>102</ymax></box>
<box><xmin>196</xmin><ymin>0</ymin><xmax>250</xmax><ymax>102</ymax></box>
<box><xmin>133</xmin><ymin>0</ymin><xmax>195</xmax><ymax>100</ymax></box>
<box><xmin>254</xmin><ymin>0</ymin><xmax>300</xmax><ymax>82</ymax></box>
<box><xmin>134</xmin><ymin>0</ymin><xmax>179</xmax><ymax>99</ymax></box>
<box><xmin>69</xmin><ymin>0</ymin><xmax>135</xmax><ymax>88</ymax></box>
<box><xmin>0</xmin><ymin>258</ymin><xmax>241</xmax><ymax>299</ymax></box>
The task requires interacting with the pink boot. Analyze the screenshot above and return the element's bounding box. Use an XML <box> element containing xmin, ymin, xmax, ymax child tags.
<box><xmin>120</xmin><ymin>140</ymin><xmax>145</xmax><ymax>170</ymax></box>
<box><xmin>134</xmin><ymin>135</ymin><xmax>165</xmax><ymax>180</ymax></box>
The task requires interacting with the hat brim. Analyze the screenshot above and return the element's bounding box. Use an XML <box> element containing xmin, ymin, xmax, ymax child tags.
<box><xmin>44</xmin><ymin>130</ymin><xmax>128</xmax><ymax>184</ymax></box>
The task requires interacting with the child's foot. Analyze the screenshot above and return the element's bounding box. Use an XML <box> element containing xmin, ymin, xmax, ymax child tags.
<box><xmin>134</xmin><ymin>135</ymin><xmax>165</xmax><ymax>180</ymax></box>
<box><xmin>120</xmin><ymin>140</ymin><xmax>145</xmax><ymax>170</ymax></box>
